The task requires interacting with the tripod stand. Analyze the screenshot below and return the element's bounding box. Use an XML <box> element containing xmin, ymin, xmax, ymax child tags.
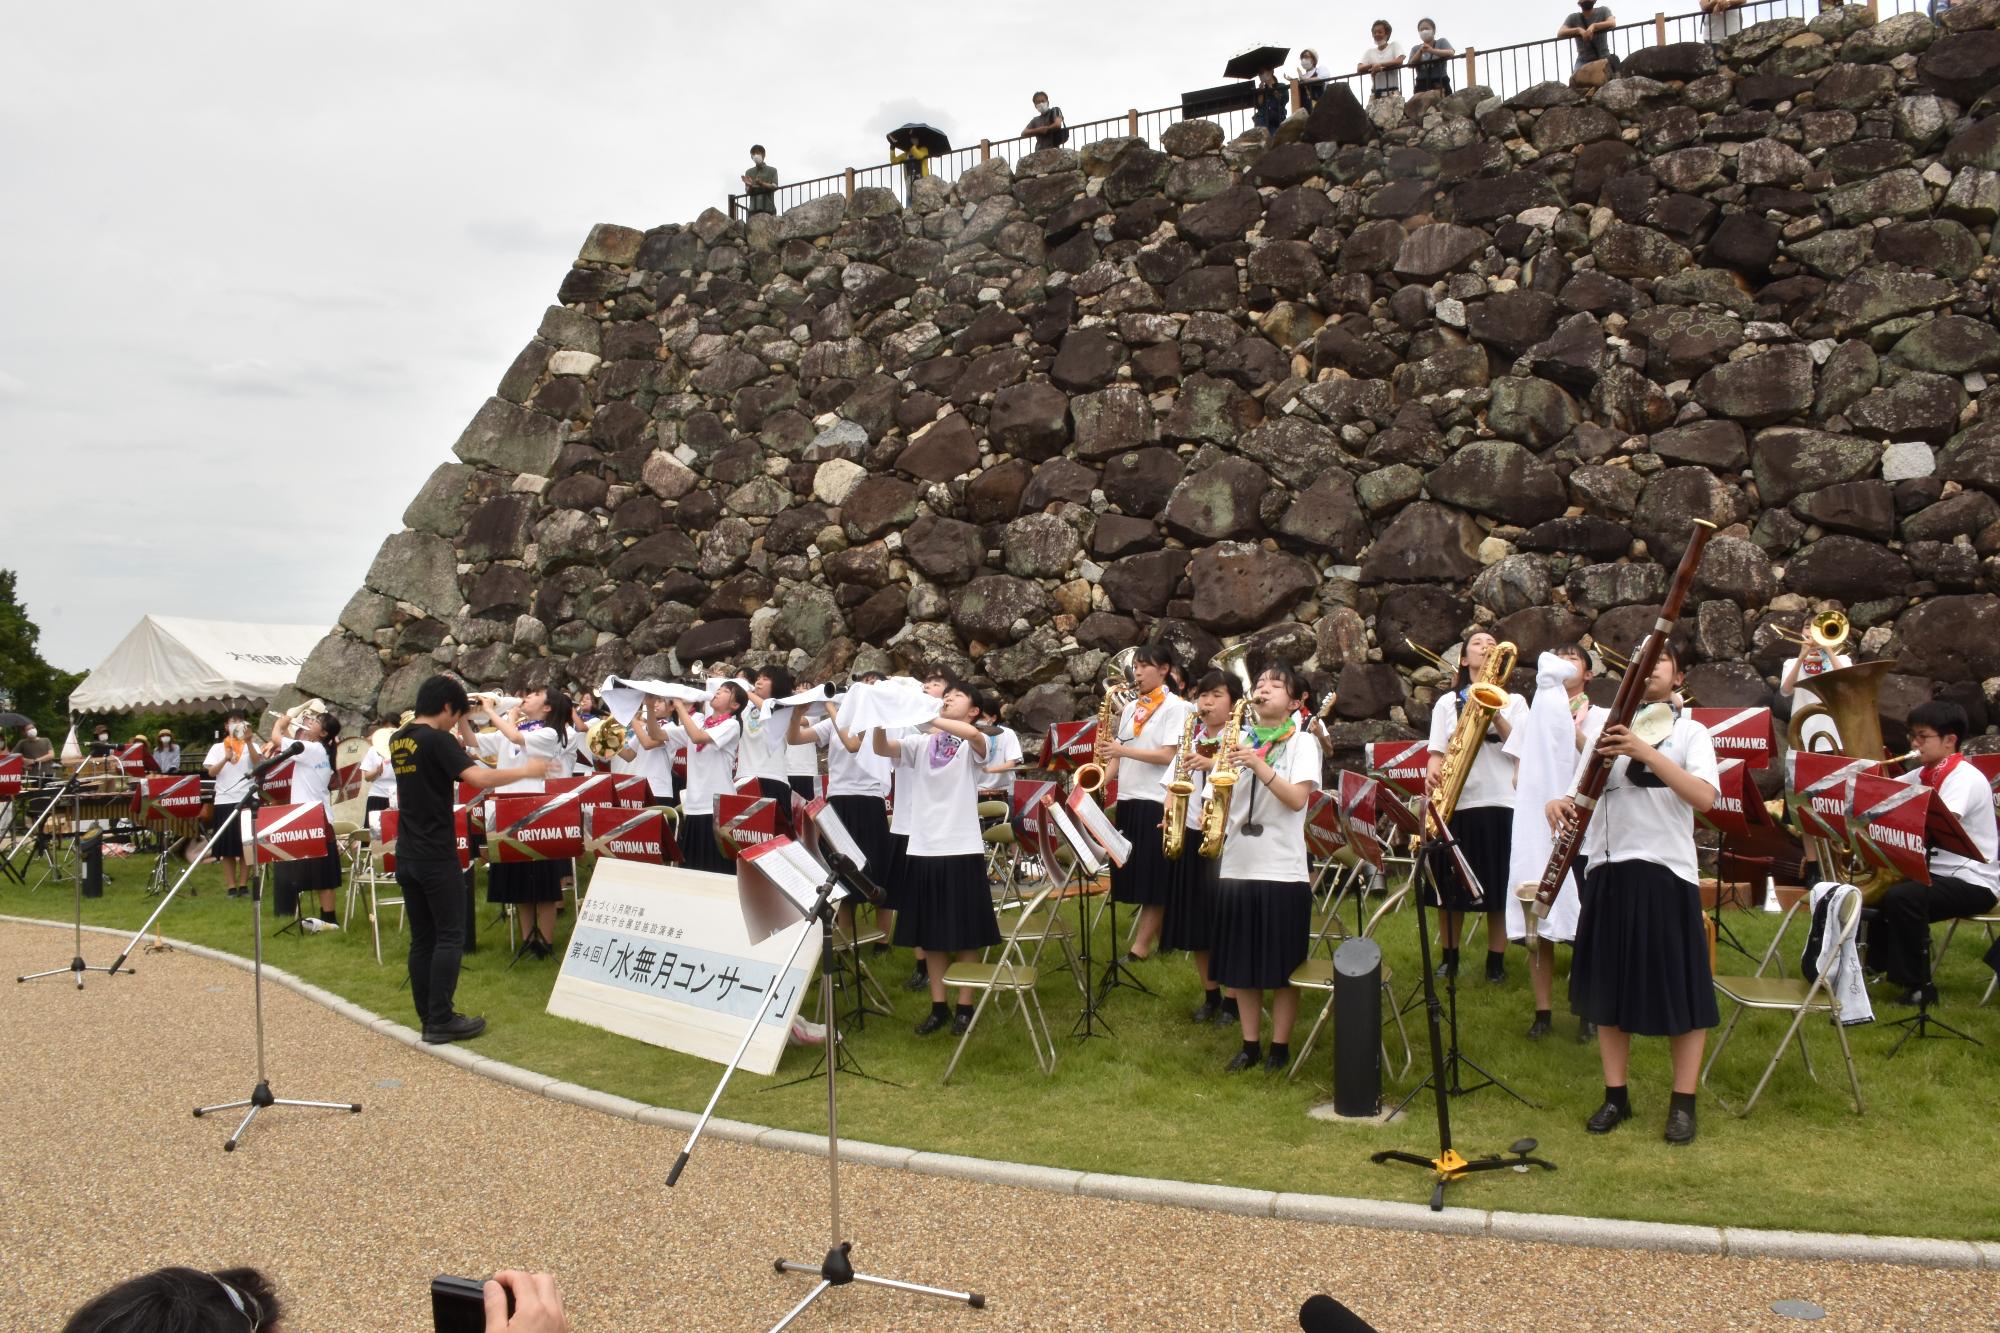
<box><xmin>1093</xmin><ymin>891</ymin><xmax>1151</xmax><ymax>1004</ymax></box>
<box><xmin>17</xmin><ymin>825</ymin><xmax>123</xmax><ymax>989</ymax></box>
<box><xmin>190</xmin><ymin>782</ymin><xmax>361</xmax><ymax>1151</ymax></box>
<box><xmin>1885</xmin><ymin>989</ymin><xmax>1981</xmax><ymax>1058</ymax></box>
<box><xmin>668</xmin><ymin>856</ymin><xmax>982</xmax><ymax>1328</ymax></box>
<box><xmin>4</xmin><ymin>770</ymin><xmax>90</xmax><ymax>891</ymax></box>
<box><xmin>1374</xmin><ymin>800</ymin><xmax>1554</xmax><ymax>1210</ymax></box>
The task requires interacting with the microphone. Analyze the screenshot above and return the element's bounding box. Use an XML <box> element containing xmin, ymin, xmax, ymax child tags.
<box><xmin>1299</xmin><ymin>1294</ymin><xmax>1377</xmax><ymax>1333</ymax></box>
<box><xmin>253</xmin><ymin>741</ymin><xmax>304</xmax><ymax>778</ymax></box>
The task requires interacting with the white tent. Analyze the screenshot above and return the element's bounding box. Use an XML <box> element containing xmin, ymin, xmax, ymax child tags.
<box><xmin>68</xmin><ymin>616</ymin><xmax>329</xmax><ymax>715</ymax></box>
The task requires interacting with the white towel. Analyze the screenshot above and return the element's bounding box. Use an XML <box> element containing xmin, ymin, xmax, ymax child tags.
<box><xmin>1503</xmin><ymin>652</ymin><xmax>1582</xmax><ymax>944</ymax></box>
<box><xmin>1805</xmin><ymin>881</ymin><xmax>1874</xmax><ymax>1026</ymax></box>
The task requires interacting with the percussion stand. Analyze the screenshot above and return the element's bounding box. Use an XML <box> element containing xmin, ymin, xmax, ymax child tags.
<box><xmin>1</xmin><ymin>769</ymin><xmax>86</xmax><ymax>887</ymax></box>
<box><xmin>667</xmin><ymin>860</ymin><xmax>981</xmax><ymax>1328</ymax></box>
<box><xmin>1373</xmin><ymin>800</ymin><xmax>1554</xmax><ymax>1210</ymax></box>
<box><xmin>191</xmin><ymin>779</ymin><xmax>361</xmax><ymax>1150</ymax></box>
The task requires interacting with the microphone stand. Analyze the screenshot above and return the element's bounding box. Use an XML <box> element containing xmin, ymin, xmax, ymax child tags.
<box><xmin>191</xmin><ymin>767</ymin><xmax>362</xmax><ymax>1151</ymax></box>
<box><xmin>1372</xmin><ymin>798</ymin><xmax>1554</xmax><ymax>1211</ymax></box>
<box><xmin>668</xmin><ymin>853</ymin><xmax>982</xmax><ymax>1328</ymax></box>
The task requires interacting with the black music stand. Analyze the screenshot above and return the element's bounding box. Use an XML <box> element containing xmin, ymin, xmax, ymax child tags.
<box><xmin>2</xmin><ymin>767</ymin><xmax>88</xmax><ymax>888</ymax></box>
<box><xmin>1373</xmin><ymin>798</ymin><xmax>1554</xmax><ymax>1210</ymax></box>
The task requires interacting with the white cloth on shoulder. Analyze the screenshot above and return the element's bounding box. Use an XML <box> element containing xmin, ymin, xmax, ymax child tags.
<box><xmin>1804</xmin><ymin>881</ymin><xmax>1874</xmax><ymax>1026</ymax></box>
<box><xmin>1503</xmin><ymin>651</ymin><xmax>1583</xmax><ymax>944</ymax></box>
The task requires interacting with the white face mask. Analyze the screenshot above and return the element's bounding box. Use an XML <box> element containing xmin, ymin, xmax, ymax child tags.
<box><xmin>752</xmin><ymin>153</ymin><xmax>764</xmax><ymax>164</ymax></box>
<box><xmin>1034</xmin><ymin>100</ymin><xmax>1048</xmax><ymax>111</ymax></box>
<box><xmin>1420</xmin><ymin>29</ymin><xmax>1434</xmax><ymax>40</ymax></box>
<box><xmin>1301</xmin><ymin>58</ymin><xmax>1315</xmax><ymax>70</ymax></box>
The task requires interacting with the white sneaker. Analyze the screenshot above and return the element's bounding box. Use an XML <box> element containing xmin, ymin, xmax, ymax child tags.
<box><xmin>789</xmin><ymin>1015</ymin><xmax>826</xmax><ymax>1046</ymax></box>
<box><xmin>300</xmin><ymin>918</ymin><xmax>341</xmax><ymax>933</ymax></box>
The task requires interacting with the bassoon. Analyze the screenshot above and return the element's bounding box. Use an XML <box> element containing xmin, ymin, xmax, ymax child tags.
<box><xmin>1534</xmin><ymin>518</ymin><xmax>1716</xmax><ymax>917</ymax></box>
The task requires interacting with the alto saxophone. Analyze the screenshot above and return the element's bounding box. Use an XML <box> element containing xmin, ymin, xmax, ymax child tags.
<box><xmin>1072</xmin><ymin>646</ymin><xmax>1138</xmax><ymax>795</ymax></box>
<box><xmin>1425</xmin><ymin>639</ymin><xmax>1517</xmax><ymax>838</ymax></box>
<box><xmin>1197</xmin><ymin>697</ymin><xmax>1250</xmax><ymax>859</ymax></box>
<box><xmin>1161</xmin><ymin>710</ymin><xmax>1198</xmax><ymax>859</ymax></box>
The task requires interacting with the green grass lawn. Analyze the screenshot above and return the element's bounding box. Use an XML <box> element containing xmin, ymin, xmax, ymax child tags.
<box><xmin>7</xmin><ymin>843</ymin><xmax>1998</xmax><ymax>1240</ymax></box>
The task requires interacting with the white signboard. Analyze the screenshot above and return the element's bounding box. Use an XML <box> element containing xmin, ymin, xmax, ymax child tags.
<box><xmin>547</xmin><ymin>858</ymin><xmax>815</xmax><ymax>1076</ymax></box>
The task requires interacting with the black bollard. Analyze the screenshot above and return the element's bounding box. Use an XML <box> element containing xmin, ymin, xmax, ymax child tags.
<box><xmin>1331</xmin><ymin>937</ymin><xmax>1382</xmax><ymax>1117</ymax></box>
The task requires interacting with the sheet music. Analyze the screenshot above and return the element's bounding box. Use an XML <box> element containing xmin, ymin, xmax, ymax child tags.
<box><xmin>1068</xmin><ymin>790</ymin><xmax>1131</xmax><ymax>866</ymax></box>
<box><xmin>810</xmin><ymin>801</ymin><xmax>867</xmax><ymax>872</ymax></box>
<box><xmin>1047</xmin><ymin>800</ymin><xmax>1102</xmax><ymax>874</ymax></box>
<box><xmin>741</xmin><ymin>838</ymin><xmax>845</xmax><ymax>915</ymax></box>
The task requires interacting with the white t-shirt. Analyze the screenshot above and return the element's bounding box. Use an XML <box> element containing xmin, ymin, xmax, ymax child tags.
<box><xmin>787</xmin><ymin>737</ymin><xmax>820</xmax><ymax>779</ymax></box>
<box><xmin>672</xmin><ymin>717</ymin><xmax>741</xmax><ymax>816</ymax></box>
<box><xmin>359</xmin><ymin>748</ymin><xmax>397</xmax><ymax>801</ymax></box>
<box><xmin>1902</xmin><ymin>761</ymin><xmax>2000</xmax><ymax>898</ymax></box>
<box><xmin>480</xmin><ymin>726</ymin><xmax>573</xmax><ymax>796</ymax></box>
<box><xmin>1783</xmin><ymin>653</ymin><xmax>1853</xmax><ymax>711</ymax></box>
<box><xmin>1572</xmin><ymin>712</ymin><xmax>1719</xmax><ymax>884</ymax></box>
<box><xmin>889</xmin><ymin>726</ymin><xmax>918</xmax><ymax>835</ymax></box>
<box><xmin>983</xmin><ymin>726</ymin><xmax>1025</xmax><ymax>773</ymax></box>
<box><xmin>1116</xmin><ymin>694</ymin><xmax>1193</xmax><ymax>805</ymax></box>
<box><xmin>813</xmin><ymin>719</ymin><xmax>888</xmax><ymax>799</ymax></box>
<box><xmin>205</xmin><ymin>742</ymin><xmax>256</xmax><ymax>805</ymax></box>
<box><xmin>629</xmin><ymin>729</ymin><xmax>679</xmax><ymax>800</ymax></box>
<box><xmin>1704</xmin><ymin>3</ymin><xmax>1746</xmax><ymax>43</ymax></box>
<box><xmin>1428</xmin><ymin>690</ymin><xmax>1528</xmax><ymax>811</ymax></box>
<box><xmin>896</xmin><ymin>730</ymin><xmax>987</xmax><ymax>858</ymax></box>
<box><xmin>734</xmin><ymin>699</ymin><xmax>791</xmax><ymax>784</ymax></box>
<box><xmin>155</xmin><ymin>743</ymin><xmax>182</xmax><ymax>774</ymax></box>
<box><xmin>286</xmin><ymin>740</ymin><xmax>334</xmax><ymax>812</ymax></box>
<box><xmin>1361</xmin><ymin>41</ymin><xmax>1404</xmax><ymax>93</ymax></box>
<box><xmin>1218</xmin><ymin>729</ymin><xmax>1323</xmax><ymax>884</ymax></box>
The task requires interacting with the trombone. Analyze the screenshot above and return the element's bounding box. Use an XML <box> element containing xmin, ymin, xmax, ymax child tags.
<box><xmin>1591</xmin><ymin>640</ymin><xmax>1697</xmax><ymax>708</ymax></box>
<box><xmin>1769</xmin><ymin>610</ymin><xmax>1850</xmax><ymax>675</ymax></box>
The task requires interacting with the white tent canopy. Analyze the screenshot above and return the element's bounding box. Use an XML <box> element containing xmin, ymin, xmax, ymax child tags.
<box><xmin>68</xmin><ymin>615</ymin><xmax>329</xmax><ymax>715</ymax></box>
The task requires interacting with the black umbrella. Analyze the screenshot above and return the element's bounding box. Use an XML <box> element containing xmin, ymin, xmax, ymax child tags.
<box><xmin>1223</xmin><ymin>44</ymin><xmax>1290</xmax><ymax>80</ymax></box>
<box><xmin>887</xmin><ymin>122</ymin><xmax>952</xmax><ymax>157</ymax></box>
<box><xmin>0</xmin><ymin>712</ymin><xmax>30</xmax><ymax>729</ymax></box>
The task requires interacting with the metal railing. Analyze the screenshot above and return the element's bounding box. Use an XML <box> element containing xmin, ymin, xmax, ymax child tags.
<box><xmin>724</xmin><ymin>0</ymin><xmax>1917</xmax><ymax>222</ymax></box>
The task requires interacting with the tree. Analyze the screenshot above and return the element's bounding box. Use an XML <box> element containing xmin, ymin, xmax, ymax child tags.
<box><xmin>0</xmin><ymin>570</ymin><xmax>84</xmax><ymax>733</ymax></box>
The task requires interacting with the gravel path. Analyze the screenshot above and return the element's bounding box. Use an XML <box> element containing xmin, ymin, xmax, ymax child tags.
<box><xmin>4</xmin><ymin>922</ymin><xmax>1995</xmax><ymax>1332</ymax></box>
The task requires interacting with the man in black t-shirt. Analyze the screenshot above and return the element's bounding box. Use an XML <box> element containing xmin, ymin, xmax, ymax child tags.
<box><xmin>393</xmin><ymin>675</ymin><xmax>551</xmax><ymax>1044</ymax></box>
<box><xmin>1560</xmin><ymin>4</ymin><xmax>1618</xmax><ymax>67</ymax></box>
<box><xmin>1021</xmin><ymin>92</ymin><xmax>1066</xmax><ymax>151</ymax></box>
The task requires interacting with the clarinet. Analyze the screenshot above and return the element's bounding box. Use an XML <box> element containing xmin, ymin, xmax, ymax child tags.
<box><xmin>1534</xmin><ymin>518</ymin><xmax>1716</xmax><ymax>917</ymax></box>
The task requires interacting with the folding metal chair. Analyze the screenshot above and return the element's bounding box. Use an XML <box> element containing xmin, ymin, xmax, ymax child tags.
<box><xmin>1288</xmin><ymin>876</ymin><xmax>1414</xmax><ymax>1081</ymax></box>
<box><xmin>1702</xmin><ymin>890</ymin><xmax>1865</xmax><ymax>1117</ymax></box>
<box><xmin>1932</xmin><ymin>911</ymin><xmax>2000</xmax><ymax>1005</ymax></box>
<box><xmin>941</xmin><ymin>879</ymin><xmax>1060</xmax><ymax>1084</ymax></box>
<box><xmin>339</xmin><ymin>808</ymin><xmax>405</xmax><ymax>966</ymax></box>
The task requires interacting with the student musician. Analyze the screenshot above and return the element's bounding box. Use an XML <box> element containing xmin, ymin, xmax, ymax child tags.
<box><xmin>873</xmin><ymin>680</ymin><xmax>995</xmax><ymax>1036</ymax></box>
<box><xmin>1871</xmin><ymin>700</ymin><xmax>2000</xmax><ymax>1007</ymax></box>
<box><xmin>736</xmin><ymin>664</ymin><xmax>799</xmax><ymax>828</ymax></box>
<box><xmin>204</xmin><ymin>713</ymin><xmax>266</xmax><ymax>898</ymax></box>
<box><xmin>624</xmin><ymin>696</ymin><xmax>680</xmax><ymax>810</ymax></box>
<box><xmin>480</xmin><ymin>689</ymin><xmax>578</xmax><ymax>959</ymax></box>
<box><xmin>270</xmin><ymin>706</ymin><xmax>344</xmax><ymax>929</ymax></box>
<box><xmin>356</xmin><ymin>717</ymin><xmax>401</xmax><ymax>828</ymax></box>
<box><xmin>888</xmin><ymin>669</ymin><xmax>952</xmax><ymax>991</ymax></box>
<box><xmin>669</xmin><ymin>682</ymin><xmax>745</xmax><ymax>874</ymax></box>
<box><xmin>790</xmin><ymin>685</ymin><xmax>894</xmax><ymax>937</ymax></box>
<box><xmin>1425</xmin><ymin>630</ymin><xmax>1526</xmax><ymax>983</ymax></box>
<box><xmin>1211</xmin><ymin>666</ymin><xmax>1323</xmax><ymax>1073</ymax></box>
<box><xmin>785</xmin><ymin>679</ymin><xmax>822</xmax><ymax>801</ymax></box>
<box><xmin>1164</xmin><ymin>669</ymin><xmax>1244</xmax><ymax>1027</ymax></box>
<box><xmin>1103</xmin><ymin>645</ymin><xmax>1189</xmax><ymax>963</ymax></box>
<box><xmin>1505</xmin><ymin>644</ymin><xmax>1604</xmax><ymax>1041</ymax></box>
<box><xmin>975</xmin><ymin>695</ymin><xmax>1025</xmax><ymax>795</ymax></box>
<box><xmin>1550</xmin><ymin>642</ymin><xmax>1719</xmax><ymax>1145</ymax></box>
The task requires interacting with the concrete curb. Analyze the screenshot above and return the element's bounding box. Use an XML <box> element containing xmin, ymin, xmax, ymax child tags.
<box><xmin>7</xmin><ymin>915</ymin><xmax>1991</xmax><ymax>1272</ymax></box>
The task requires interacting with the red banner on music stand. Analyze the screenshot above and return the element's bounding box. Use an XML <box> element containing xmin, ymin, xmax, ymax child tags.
<box><xmin>1008</xmin><ymin>779</ymin><xmax>1062</xmax><ymax>861</ymax></box>
<box><xmin>548</xmin><ymin>773</ymin><xmax>621</xmax><ymax>831</ymax></box>
<box><xmin>1697</xmin><ymin>759</ymin><xmax>1776</xmax><ymax>841</ymax></box>
<box><xmin>1964</xmin><ymin>753</ymin><xmax>2000</xmax><ymax>799</ymax></box>
<box><xmin>0</xmin><ymin>754</ymin><xmax>23</xmax><ymax>800</ymax></box>
<box><xmin>714</xmin><ymin>791</ymin><xmax>782</xmax><ymax>861</ymax></box>
<box><xmin>115</xmin><ymin>741</ymin><xmax>152</xmax><ymax>776</ymax></box>
<box><xmin>457</xmin><ymin>781</ymin><xmax>488</xmax><ymax>831</ymax></box>
<box><xmin>378</xmin><ymin>807</ymin><xmax>472</xmax><ymax>873</ymax></box>
<box><xmin>1786</xmin><ymin>753</ymin><xmax>1882</xmax><ymax>846</ymax></box>
<box><xmin>1367</xmin><ymin>740</ymin><xmax>1429</xmax><ymax>799</ymax></box>
<box><xmin>135</xmin><ymin>775</ymin><xmax>203</xmax><ymax>826</ymax></box>
<box><xmin>1846</xmin><ymin>773</ymin><xmax>1933</xmax><ymax>885</ymax></box>
<box><xmin>1692</xmin><ymin>707</ymin><xmax>1775</xmax><ymax>772</ymax></box>
<box><xmin>1306</xmin><ymin>789</ymin><xmax>1347</xmax><ymax>860</ymax></box>
<box><xmin>249</xmin><ymin>803</ymin><xmax>331</xmax><ymax>866</ymax></box>
<box><xmin>1336</xmin><ymin>770</ymin><xmax>1386</xmax><ymax>870</ymax></box>
<box><xmin>583</xmin><ymin>804</ymin><xmax>680</xmax><ymax>866</ymax></box>
<box><xmin>488</xmin><ymin>792</ymin><xmax>584</xmax><ymax>863</ymax></box>
<box><xmin>262</xmin><ymin>759</ymin><xmax>294</xmax><ymax>804</ymax></box>
<box><xmin>610</xmin><ymin>776</ymin><xmax>650</xmax><ymax>807</ymax></box>
<box><xmin>1039</xmin><ymin>720</ymin><xmax>1097</xmax><ymax>773</ymax></box>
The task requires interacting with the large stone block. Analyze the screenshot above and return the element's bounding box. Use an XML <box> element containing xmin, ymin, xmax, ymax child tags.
<box><xmin>1188</xmin><ymin>543</ymin><xmax>1317</xmax><ymax>633</ymax></box>
<box><xmin>453</xmin><ymin>397</ymin><xmax>563</xmax><ymax>476</ymax></box>
<box><xmin>366</xmin><ymin>530</ymin><xmax>462</xmax><ymax>620</ymax></box>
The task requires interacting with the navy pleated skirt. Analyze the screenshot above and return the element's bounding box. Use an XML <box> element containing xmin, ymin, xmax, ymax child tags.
<box><xmin>1110</xmin><ymin>798</ymin><xmax>1170</xmax><ymax>907</ymax></box>
<box><xmin>1211</xmin><ymin>877</ymin><xmax>1311</xmax><ymax>990</ymax></box>
<box><xmin>891</xmin><ymin>853</ymin><xmax>1000</xmax><ymax>953</ymax></box>
<box><xmin>1569</xmin><ymin>859</ymin><xmax>1720</xmax><ymax>1037</ymax></box>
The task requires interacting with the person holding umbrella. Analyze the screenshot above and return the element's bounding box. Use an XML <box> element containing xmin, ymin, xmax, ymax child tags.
<box><xmin>1222</xmin><ymin>45</ymin><xmax>1292</xmax><ymax>135</ymax></box>
<box><xmin>888</xmin><ymin>123</ymin><xmax>950</xmax><ymax>204</ymax></box>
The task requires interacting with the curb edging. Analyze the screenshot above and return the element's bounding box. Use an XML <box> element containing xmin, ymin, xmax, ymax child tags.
<box><xmin>7</xmin><ymin>915</ymin><xmax>1992</xmax><ymax>1273</ymax></box>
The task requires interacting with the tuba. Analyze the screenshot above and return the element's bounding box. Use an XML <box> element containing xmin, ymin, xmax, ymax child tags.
<box><xmin>1161</xmin><ymin>710</ymin><xmax>1199</xmax><ymax>859</ymax></box>
<box><xmin>1072</xmin><ymin>646</ymin><xmax>1138</xmax><ymax>796</ymax></box>
<box><xmin>1425</xmin><ymin>639</ymin><xmax>1517</xmax><ymax>839</ymax></box>
<box><xmin>1197</xmin><ymin>643</ymin><xmax>1256</xmax><ymax>859</ymax></box>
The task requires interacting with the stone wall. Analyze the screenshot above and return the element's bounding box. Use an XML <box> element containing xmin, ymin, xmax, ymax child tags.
<box><xmin>298</xmin><ymin>5</ymin><xmax>2000</xmax><ymax>753</ymax></box>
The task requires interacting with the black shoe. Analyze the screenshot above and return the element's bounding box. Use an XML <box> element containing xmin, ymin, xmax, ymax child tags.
<box><xmin>1576</xmin><ymin>1019</ymin><xmax>1598</xmax><ymax>1044</ymax></box>
<box><xmin>1891</xmin><ymin>984</ymin><xmax>1938</xmax><ymax>1007</ymax></box>
<box><xmin>951</xmin><ymin>1011</ymin><xmax>974</xmax><ymax>1036</ymax></box>
<box><xmin>1123</xmin><ymin>950</ymin><xmax>1147</xmax><ymax>964</ymax></box>
<box><xmin>1219</xmin><ymin>1002</ymin><xmax>1241</xmax><ymax>1025</ymax></box>
<box><xmin>1261</xmin><ymin>1049</ymin><xmax>1288</xmax><ymax>1074</ymax></box>
<box><xmin>1585</xmin><ymin>1100</ymin><xmax>1632</xmax><ymax>1134</ymax></box>
<box><xmin>870</xmin><ymin>941</ymin><xmax>891</xmax><ymax>955</ymax></box>
<box><xmin>1485</xmin><ymin>955</ymin><xmax>1506</xmax><ymax>984</ymax></box>
<box><xmin>902</xmin><ymin>968</ymin><xmax>930</xmax><ymax>992</ymax></box>
<box><xmin>1525</xmin><ymin>1016</ymin><xmax>1552</xmax><ymax>1041</ymax></box>
<box><xmin>1664</xmin><ymin>1106</ymin><xmax>1697</xmax><ymax>1145</ymax></box>
<box><xmin>914</xmin><ymin>1011</ymin><xmax>948</xmax><ymax>1036</ymax></box>
<box><xmin>422</xmin><ymin>1013</ymin><xmax>487</xmax><ymax>1044</ymax></box>
<box><xmin>1224</xmin><ymin>1048</ymin><xmax>1260</xmax><ymax>1073</ymax></box>
<box><xmin>1434</xmin><ymin>958</ymin><xmax>1457</xmax><ymax>980</ymax></box>
<box><xmin>1191</xmin><ymin>998</ymin><xmax>1222</xmax><ymax>1024</ymax></box>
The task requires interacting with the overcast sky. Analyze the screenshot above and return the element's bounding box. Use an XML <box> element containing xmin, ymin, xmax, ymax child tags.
<box><xmin>5</xmin><ymin>0</ymin><xmax>1509</xmax><ymax>679</ymax></box>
